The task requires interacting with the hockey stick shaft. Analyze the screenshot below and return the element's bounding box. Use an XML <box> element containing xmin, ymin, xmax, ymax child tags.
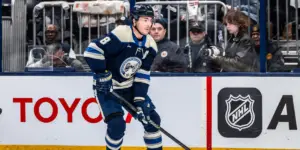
<box><xmin>111</xmin><ymin>91</ymin><xmax>191</xmax><ymax>150</ymax></box>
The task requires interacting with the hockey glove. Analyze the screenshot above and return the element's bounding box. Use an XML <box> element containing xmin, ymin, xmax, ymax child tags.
<box><xmin>135</xmin><ymin>101</ymin><xmax>151</xmax><ymax>124</ymax></box>
<box><xmin>93</xmin><ymin>71</ymin><xmax>113</xmax><ymax>95</ymax></box>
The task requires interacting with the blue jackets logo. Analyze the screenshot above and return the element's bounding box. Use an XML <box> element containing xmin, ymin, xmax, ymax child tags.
<box><xmin>120</xmin><ymin>57</ymin><xmax>142</xmax><ymax>79</ymax></box>
<box><xmin>225</xmin><ymin>95</ymin><xmax>255</xmax><ymax>131</ymax></box>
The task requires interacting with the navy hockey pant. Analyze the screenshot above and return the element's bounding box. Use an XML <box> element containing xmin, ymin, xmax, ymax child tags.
<box><xmin>95</xmin><ymin>89</ymin><xmax>162</xmax><ymax>150</ymax></box>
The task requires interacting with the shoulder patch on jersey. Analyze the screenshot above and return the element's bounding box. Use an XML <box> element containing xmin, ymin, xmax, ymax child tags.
<box><xmin>120</xmin><ymin>57</ymin><xmax>142</xmax><ymax>79</ymax></box>
<box><xmin>111</xmin><ymin>25</ymin><xmax>134</xmax><ymax>43</ymax></box>
<box><xmin>145</xmin><ymin>35</ymin><xmax>158</xmax><ymax>53</ymax></box>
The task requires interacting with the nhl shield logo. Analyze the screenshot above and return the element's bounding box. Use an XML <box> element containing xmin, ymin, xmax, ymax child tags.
<box><xmin>225</xmin><ymin>95</ymin><xmax>255</xmax><ymax>131</ymax></box>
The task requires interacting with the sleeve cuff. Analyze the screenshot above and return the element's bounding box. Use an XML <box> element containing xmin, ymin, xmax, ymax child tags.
<box><xmin>134</xmin><ymin>97</ymin><xmax>145</xmax><ymax>103</ymax></box>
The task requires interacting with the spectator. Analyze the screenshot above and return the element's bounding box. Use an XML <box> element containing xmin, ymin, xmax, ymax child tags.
<box><xmin>251</xmin><ymin>25</ymin><xmax>285</xmax><ymax>72</ymax></box>
<box><xmin>221</xmin><ymin>0</ymin><xmax>260</xmax><ymax>24</ymax></box>
<box><xmin>210</xmin><ymin>9</ymin><xmax>258</xmax><ymax>72</ymax></box>
<box><xmin>186</xmin><ymin>0</ymin><xmax>260</xmax><ymax>29</ymax></box>
<box><xmin>150</xmin><ymin>18</ymin><xmax>188</xmax><ymax>72</ymax></box>
<box><xmin>182</xmin><ymin>21</ymin><xmax>222</xmax><ymax>72</ymax></box>
<box><xmin>26</xmin><ymin>24</ymin><xmax>84</xmax><ymax>71</ymax></box>
<box><xmin>179</xmin><ymin>1</ymin><xmax>226</xmax><ymax>48</ymax></box>
<box><xmin>269</xmin><ymin>0</ymin><xmax>297</xmax><ymax>39</ymax></box>
<box><xmin>137</xmin><ymin>0</ymin><xmax>188</xmax><ymax>45</ymax></box>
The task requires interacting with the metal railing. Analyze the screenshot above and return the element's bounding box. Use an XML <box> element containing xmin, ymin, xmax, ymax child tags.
<box><xmin>32</xmin><ymin>1</ymin><xmax>127</xmax><ymax>54</ymax></box>
<box><xmin>137</xmin><ymin>1</ymin><xmax>228</xmax><ymax>47</ymax></box>
<box><xmin>32</xmin><ymin>1</ymin><xmax>70</xmax><ymax>47</ymax></box>
<box><xmin>31</xmin><ymin>1</ymin><xmax>227</xmax><ymax>54</ymax></box>
<box><xmin>266</xmin><ymin>0</ymin><xmax>300</xmax><ymax>68</ymax></box>
<box><xmin>3</xmin><ymin>0</ymin><xmax>300</xmax><ymax>72</ymax></box>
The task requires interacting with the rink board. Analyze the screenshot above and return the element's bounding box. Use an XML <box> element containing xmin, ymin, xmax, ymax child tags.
<box><xmin>0</xmin><ymin>146</ymin><xmax>297</xmax><ymax>150</ymax></box>
<box><xmin>211</xmin><ymin>77</ymin><xmax>300</xmax><ymax>149</ymax></box>
<box><xmin>0</xmin><ymin>76</ymin><xmax>206</xmax><ymax>148</ymax></box>
<box><xmin>0</xmin><ymin>74</ymin><xmax>300</xmax><ymax>149</ymax></box>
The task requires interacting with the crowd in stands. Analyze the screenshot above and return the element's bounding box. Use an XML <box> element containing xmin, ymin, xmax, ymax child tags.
<box><xmin>3</xmin><ymin>0</ymin><xmax>300</xmax><ymax>72</ymax></box>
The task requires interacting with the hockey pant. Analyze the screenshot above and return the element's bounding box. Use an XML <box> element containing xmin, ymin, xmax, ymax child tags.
<box><xmin>95</xmin><ymin>89</ymin><xmax>162</xmax><ymax>150</ymax></box>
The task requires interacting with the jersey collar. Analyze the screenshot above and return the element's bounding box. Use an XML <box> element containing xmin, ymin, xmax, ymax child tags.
<box><xmin>130</xmin><ymin>25</ymin><xmax>147</xmax><ymax>47</ymax></box>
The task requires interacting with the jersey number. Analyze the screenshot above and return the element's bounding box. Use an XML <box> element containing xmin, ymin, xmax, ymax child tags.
<box><xmin>100</xmin><ymin>37</ymin><xmax>111</xmax><ymax>45</ymax></box>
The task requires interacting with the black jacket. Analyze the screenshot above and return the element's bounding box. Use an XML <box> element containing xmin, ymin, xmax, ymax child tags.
<box><xmin>212</xmin><ymin>32</ymin><xmax>258</xmax><ymax>72</ymax></box>
<box><xmin>183</xmin><ymin>36</ymin><xmax>222</xmax><ymax>73</ymax></box>
<box><xmin>151</xmin><ymin>38</ymin><xmax>188</xmax><ymax>72</ymax></box>
<box><xmin>256</xmin><ymin>42</ymin><xmax>286</xmax><ymax>72</ymax></box>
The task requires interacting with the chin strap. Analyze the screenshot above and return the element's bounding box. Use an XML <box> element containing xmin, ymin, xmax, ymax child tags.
<box><xmin>133</xmin><ymin>24</ymin><xmax>145</xmax><ymax>37</ymax></box>
<box><xmin>132</xmin><ymin>17</ymin><xmax>153</xmax><ymax>37</ymax></box>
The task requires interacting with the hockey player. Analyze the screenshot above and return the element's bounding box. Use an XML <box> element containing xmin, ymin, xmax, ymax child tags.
<box><xmin>84</xmin><ymin>5</ymin><xmax>162</xmax><ymax>150</ymax></box>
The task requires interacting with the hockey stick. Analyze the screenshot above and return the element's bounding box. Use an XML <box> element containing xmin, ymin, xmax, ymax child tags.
<box><xmin>111</xmin><ymin>91</ymin><xmax>191</xmax><ymax>150</ymax></box>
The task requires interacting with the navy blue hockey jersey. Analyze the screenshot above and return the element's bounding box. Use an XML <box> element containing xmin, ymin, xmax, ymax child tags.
<box><xmin>84</xmin><ymin>25</ymin><xmax>158</xmax><ymax>102</ymax></box>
